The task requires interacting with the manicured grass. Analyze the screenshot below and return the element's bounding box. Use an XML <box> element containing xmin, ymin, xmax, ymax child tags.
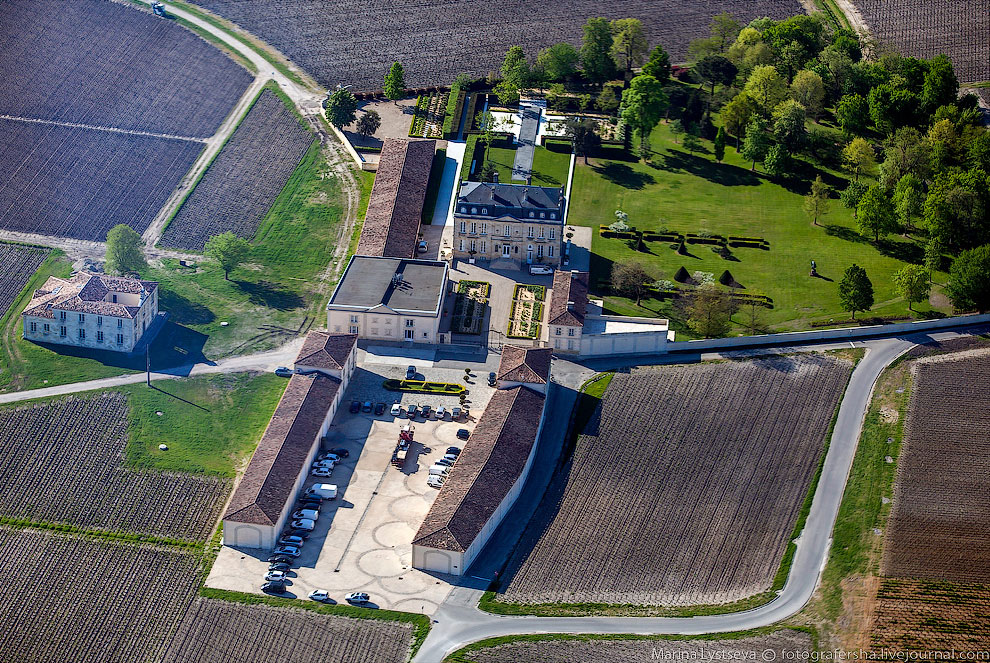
<box><xmin>568</xmin><ymin>122</ymin><xmax>951</xmax><ymax>336</ymax></box>
<box><xmin>422</xmin><ymin>147</ymin><xmax>447</xmax><ymax>224</ymax></box>
<box><xmin>122</xmin><ymin>372</ymin><xmax>286</xmax><ymax>476</ymax></box>
<box><xmin>486</xmin><ymin>144</ymin><xmax>570</xmax><ymax>187</ymax></box>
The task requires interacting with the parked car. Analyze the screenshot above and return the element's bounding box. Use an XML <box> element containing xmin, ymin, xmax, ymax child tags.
<box><xmin>374</xmin><ymin>402</ymin><xmax>386</xmax><ymax>416</ymax></box>
<box><xmin>273</xmin><ymin>545</ymin><xmax>300</xmax><ymax>557</ymax></box>
<box><xmin>442</xmin><ymin>453</ymin><xmax>458</xmax><ymax>463</ymax></box>
<box><xmin>406</xmin><ymin>365</ymin><xmax>417</xmax><ymax>379</ymax></box>
<box><xmin>287</xmin><ymin>528</ymin><xmax>310</xmax><ymax>539</ymax></box>
<box><xmin>316</xmin><ymin>453</ymin><xmax>339</xmax><ymax>463</ymax></box>
<box><xmin>266</xmin><ymin>555</ymin><xmax>292</xmax><ymax>564</ymax></box>
<box><xmin>488</xmin><ymin>371</ymin><xmax>497</xmax><ymax>386</ymax></box>
<box><xmin>435</xmin><ymin>406</ymin><xmax>447</xmax><ymax>420</ymax></box>
<box><xmin>451</xmin><ymin>406</ymin><xmax>461</xmax><ymax>420</ymax></box>
<box><xmin>417</xmin><ymin>240</ymin><xmax>428</xmax><ymax>253</ymax></box>
<box><xmin>529</xmin><ymin>264</ymin><xmax>554</xmax><ymax>275</ymax></box>
<box><xmin>290</xmin><ymin>519</ymin><xmax>316</xmax><ymax>531</ymax></box>
<box><xmin>278</xmin><ymin>534</ymin><xmax>304</xmax><ymax>547</ymax></box>
<box><xmin>312</xmin><ymin>459</ymin><xmax>336</xmax><ymax>470</ymax></box>
<box><xmin>407</xmin><ymin>404</ymin><xmax>418</xmax><ymax>417</ymax></box>
<box><xmin>298</xmin><ymin>495</ymin><xmax>322</xmax><ymax>507</ymax></box>
<box><xmin>362</xmin><ymin>401</ymin><xmax>373</xmax><ymax>413</ymax></box>
<box><xmin>262</xmin><ymin>581</ymin><xmax>286</xmax><ymax>594</ymax></box>
<box><xmin>345</xmin><ymin>592</ymin><xmax>370</xmax><ymax>604</ymax></box>
<box><xmin>328</xmin><ymin>447</ymin><xmax>349</xmax><ymax>458</ymax></box>
<box><xmin>349</xmin><ymin>400</ymin><xmax>361</xmax><ymax>413</ymax></box>
<box><xmin>428</xmin><ymin>464</ymin><xmax>450</xmax><ymax>476</ymax></box>
<box><xmin>274</xmin><ymin>366</ymin><xmax>293</xmax><ymax>377</ymax></box>
<box><xmin>427</xmin><ymin>475</ymin><xmax>445</xmax><ymax>489</ymax></box>
<box><xmin>446</xmin><ymin>446</ymin><xmax>461</xmax><ymax>456</ymax></box>
<box><xmin>311</xmin><ymin>467</ymin><xmax>333</xmax><ymax>477</ymax></box>
<box><xmin>265</xmin><ymin>570</ymin><xmax>287</xmax><ymax>582</ymax></box>
<box><xmin>436</xmin><ymin>457</ymin><xmax>454</xmax><ymax>467</ymax></box>
<box><xmin>268</xmin><ymin>561</ymin><xmax>290</xmax><ymax>571</ymax></box>
<box><xmin>421</xmin><ymin>405</ymin><xmax>432</xmax><ymax>419</ymax></box>
<box><xmin>308</xmin><ymin>590</ymin><xmax>335</xmax><ymax>603</ymax></box>
<box><xmin>457</xmin><ymin>428</ymin><xmax>470</xmax><ymax>440</ymax></box>
<box><xmin>292</xmin><ymin>509</ymin><xmax>319</xmax><ymax>521</ymax></box>
<box><xmin>390</xmin><ymin>403</ymin><xmax>402</xmax><ymax>417</ymax></box>
<box><xmin>306</xmin><ymin>484</ymin><xmax>337</xmax><ymax>500</ymax></box>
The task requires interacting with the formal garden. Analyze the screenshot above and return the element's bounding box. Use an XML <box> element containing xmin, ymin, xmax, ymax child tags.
<box><xmin>507</xmin><ymin>284</ymin><xmax>546</xmax><ymax>339</ymax></box>
<box><xmin>451</xmin><ymin>280</ymin><xmax>490</xmax><ymax>334</ymax></box>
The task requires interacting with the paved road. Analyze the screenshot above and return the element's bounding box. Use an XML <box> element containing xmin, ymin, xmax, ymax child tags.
<box><xmin>411</xmin><ymin>330</ymin><xmax>981</xmax><ymax>662</ymax></box>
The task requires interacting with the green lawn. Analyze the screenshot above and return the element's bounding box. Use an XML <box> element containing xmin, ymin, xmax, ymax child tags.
<box><xmin>485</xmin><ymin>144</ymin><xmax>571</xmax><ymax>187</ymax></box>
<box><xmin>568</xmin><ymin>122</ymin><xmax>950</xmax><ymax>336</ymax></box>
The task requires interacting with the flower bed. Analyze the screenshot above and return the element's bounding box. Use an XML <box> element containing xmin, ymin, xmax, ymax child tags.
<box><xmin>382</xmin><ymin>379</ymin><xmax>466</xmax><ymax>394</ymax></box>
<box><xmin>507</xmin><ymin>284</ymin><xmax>545</xmax><ymax>338</ymax></box>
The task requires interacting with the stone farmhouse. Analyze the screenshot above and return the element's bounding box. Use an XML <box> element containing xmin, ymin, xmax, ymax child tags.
<box><xmin>452</xmin><ymin>182</ymin><xmax>565</xmax><ymax>268</ymax></box>
<box><xmin>21</xmin><ymin>273</ymin><xmax>159</xmax><ymax>353</ymax></box>
<box><xmin>545</xmin><ymin>270</ymin><xmax>589</xmax><ymax>354</ymax></box>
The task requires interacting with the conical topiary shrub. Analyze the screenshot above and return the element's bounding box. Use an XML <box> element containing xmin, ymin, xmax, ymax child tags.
<box><xmin>673</xmin><ymin>266</ymin><xmax>691</xmax><ymax>283</ymax></box>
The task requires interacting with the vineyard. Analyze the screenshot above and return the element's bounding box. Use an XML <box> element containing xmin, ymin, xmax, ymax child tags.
<box><xmin>461</xmin><ymin>630</ymin><xmax>813</xmax><ymax>663</ymax></box>
<box><xmin>194</xmin><ymin>0</ymin><xmax>801</xmax><ymax>91</ymax></box>
<box><xmin>0</xmin><ymin>118</ymin><xmax>202</xmax><ymax>241</ymax></box>
<box><xmin>0</xmin><ymin>243</ymin><xmax>48</xmax><ymax>318</ymax></box>
<box><xmin>881</xmin><ymin>353</ymin><xmax>990</xmax><ymax>584</ymax></box>
<box><xmin>0</xmin><ymin>0</ymin><xmax>252</xmax><ymax>137</ymax></box>
<box><xmin>0</xmin><ymin>527</ymin><xmax>200</xmax><ymax>663</ymax></box>
<box><xmin>0</xmin><ymin>392</ymin><xmax>231</xmax><ymax>541</ymax></box>
<box><xmin>499</xmin><ymin>354</ymin><xmax>852</xmax><ymax>608</ymax></box>
<box><xmin>160</xmin><ymin>89</ymin><xmax>315</xmax><ymax>251</ymax></box>
<box><xmin>162</xmin><ymin>597</ymin><xmax>414</xmax><ymax>663</ymax></box>
<box><xmin>855</xmin><ymin>0</ymin><xmax>989</xmax><ymax>83</ymax></box>
<box><xmin>871</xmin><ymin>578</ymin><xmax>990</xmax><ymax>651</ymax></box>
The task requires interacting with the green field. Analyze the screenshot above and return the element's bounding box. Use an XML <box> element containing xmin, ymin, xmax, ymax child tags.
<box><xmin>486</xmin><ymin>143</ymin><xmax>571</xmax><ymax>188</ymax></box>
<box><xmin>568</xmin><ymin>122</ymin><xmax>950</xmax><ymax>337</ymax></box>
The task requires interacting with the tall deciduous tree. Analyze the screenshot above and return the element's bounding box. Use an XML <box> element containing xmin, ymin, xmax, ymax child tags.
<box><xmin>580</xmin><ymin>18</ymin><xmax>615</xmax><ymax>84</ymax></box>
<box><xmin>383</xmin><ymin>62</ymin><xmax>406</xmax><ymax>103</ymax></box>
<box><xmin>611</xmin><ymin>261</ymin><xmax>652</xmax><ymax>306</ymax></box>
<box><xmin>921</xmin><ymin>54</ymin><xmax>959</xmax><ymax>112</ymax></box>
<box><xmin>804</xmin><ymin>175</ymin><xmax>830</xmax><ymax>226</ymax></box>
<box><xmin>842</xmin><ymin>137</ymin><xmax>875</xmax><ymax>181</ymax></box>
<box><xmin>836</xmin><ymin>93</ymin><xmax>869</xmax><ymax>137</ymax></box>
<box><xmin>790</xmin><ymin>69</ymin><xmax>824</xmax><ymax>119</ymax></box>
<box><xmin>741</xmin><ymin>117</ymin><xmax>770</xmax><ymax>171</ymax></box>
<box><xmin>325</xmin><ymin>88</ymin><xmax>357</xmax><ymax>128</ymax></box>
<box><xmin>620</xmin><ymin>74</ymin><xmax>668</xmax><ymax>156</ymax></box>
<box><xmin>566</xmin><ymin>118</ymin><xmax>601</xmax><ymax>164</ymax></box>
<box><xmin>641</xmin><ymin>44</ymin><xmax>671</xmax><ymax>84</ymax></box>
<box><xmin>857</xmin><ymin>184</ymin><xmax>899</xmax><ymax>242</ymax></box>
<box><xmin>924</xmin><ymin>236</ymin><xmax>943</xmax><ymax>281</ymax></box>
<box><xmin>892</xmin><ymin>264</ymin><xmax>930</xmax><ymax>311</ymax></box>
<box><xmin>946</xmin><ymin>244</ymin><xmax>990</xmax><ymax>312</ymax></box>
<box><xmin>893</xmin><ymin>173</ymin><xmax>924</xmax><ymax>229</ymax></box>
<box><xmin>105</xmin><ymin>224</ymin><xmax>147</xmax><ymax>276</ymax></box>
<box><xmin>772</xmin><ymin>99</ymin><xmax>806</xmax><ymax>151</ymax></box>
<box><xmin>686</xmin><ymin>283</ymin><xmax>736</xmax><ymax>338</ymax></box>
<box><xmin>205</xmin><ymin>232</ymin><xmax>250</xmax><ymax>281</ymax></box>
<box><xmin>501</xmin><ymin>46</ymin><xmax>530</xmax><ymax>87</ymax></box>
<box><xmin>535</xmin><ymin>43</ymin><xmax>579</xmax><ymax>83</ymax></box>
<box><xmin>695</xmin><ymin>55</ymin><xmax>738</xmax><ymax>100</ymax></box>
<box><xmin>720</xmin><ymin>92</ymin><xmax>756</xmax><ymax>146</ymax></box>
<box><xmin>610</xmin><ymin>18</ymin><xmax>648</xmax><ymax>74</ymax></box>
<box><xmin>838</xmin><ymin>264</ymin><xmax>874</xmax><ymax>319</ymax></box>
<box><xmin>743</xmin><ymin>64</ymin><xmax>788</xmax><ymax>116</ymax></box>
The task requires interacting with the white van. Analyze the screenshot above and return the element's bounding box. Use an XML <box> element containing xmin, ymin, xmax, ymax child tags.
<box><xmin>428</xmin><ymin>464</ymin><xmax>449</xmax><ymax>476</ymax></box>
<box><xmin>306</xmin><ymin>483</ymin><xmax>338</xmax><ymax>500</ymax></box>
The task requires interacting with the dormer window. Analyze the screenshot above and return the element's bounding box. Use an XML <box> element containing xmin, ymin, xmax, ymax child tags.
<box><xmin>540</xmin><ymin>212</ymin><xmax>545</xmax><ymax>219</ymax></box>
<box><xmin>481</xmin><ymin>208</ymin><xmax>487</xmax><ymax>215</ymax></box>
<box><xmin>460</xmin><ymin>206</ymin><xmax>467</xmax><ymax>213</ymax></box>
<box><xmin>550</xmin><ymin>213</ymin><xmax>556</xmax><ymax>219</ymax></box>
<box><xmin>471</xmin><ymin>207</ymin><xmax>477</xmax><ymax>214</ymax></box>
<box><xmin>528</xmin><ymin>212</ymin><xmax>534</xmax><ymax>218</ymax></box>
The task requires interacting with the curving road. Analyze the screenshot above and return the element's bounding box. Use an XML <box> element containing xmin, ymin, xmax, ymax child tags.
<box><xmin>411</xmin><ymin>331</ymin><xmax>972</xmax><ymax>662</ymax></box>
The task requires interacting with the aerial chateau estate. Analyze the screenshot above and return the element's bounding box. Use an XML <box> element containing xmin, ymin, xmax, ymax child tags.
<box><xmin>1</xmin><ymin>0</ymin><xmax>988</xmax><ymax>662</ymax></box>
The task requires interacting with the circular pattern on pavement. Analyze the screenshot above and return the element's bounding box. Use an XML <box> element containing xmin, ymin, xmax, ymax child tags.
<box><xmin>357</xmin><ymin>548</ymin><xmax>405</xmax><ymax>578</ymax></box>
<box><xmin>373</xmin><ymin>520</ymin><xmax>415</xmax><ymax>548</ymax></box>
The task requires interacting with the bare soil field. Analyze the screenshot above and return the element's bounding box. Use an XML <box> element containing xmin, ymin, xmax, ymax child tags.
<box><xmin>160</xmin><ymin>89</ymin><xmax>314</xmax><ymax>251</ymax></box>
<box><xmin>0</xmin><ymin>0</ymin><xmax>252</xmax><ymax>137</ymax></box>
<box><xmin>880</xmin><ymin>352</ymin><xmax>990</xmax><ymax>584</ymax></box>
<box><xmin>163</xmin><ymin>597</ymin><xmax>414</xmax><ymax>663</ymax></box>
<box><xmin>855</xmin><ymin>0</ymin><xmax>989</xmax><ymax>83</ymax></box>
<box><xmin>499</xmin><ymin>354</ymin><xmax>852</xmax><ymax>608</ymax></box>
<box><xmin>0</xmin><ymin>243</ymin><xmax>48</xmax><ymax>318</ymax></box>
<box><xmin>194</xmin><ymin>0</ymin><xmax>803</xmax><ymax>91</ymax></box>
<box><xmin>871</xmin><ymin>578</ymin><xmax>990</xmax><ymax>652</ymax></box>
<box><xmin>461</xmin><ymin>630</ymin><xmax>813</xmax><ymax>663</ymax></box>
<box><xmin>0</xmin><ymin>392</ymin><xmax>230</xmax><ymax>541</ymax></box>
<box><xmin>0</xmin><ymin>527</ymin><xmax>200</xmax><ymax>663</ymax></box>
<box><xmin>0</xmin><ymin>119</ymin><xmax>203</xmax><ymax>241</ymax></box>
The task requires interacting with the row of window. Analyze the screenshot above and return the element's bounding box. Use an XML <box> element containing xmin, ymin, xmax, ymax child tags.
<box><xmin>30</xmin><ymin>321</ymin><xmax>124</xmax><ymax>344</ymax></box>
<box><xmin>554</xmin><ymin>327</ymin><xmax>577</xmax><ymax>336</ymax></box>
<box><xmin>459</xmin><ymin>206</ymin><xmax>557</xmax><ymax>220</ymax></box>
<box><xmin>458</xmin><ymin>222</ymin><xmax>556</xmax><ymax>240</ymax></box>
<box><xmin>335</xmin><ymin>325</ymin><xmax>425</xmax><ymax>340</ymax></box>
<box><xmin>458</xmin><ymin>240</ymin><xmax>554</xmax><ymax>258</ymax></box>
<box><xmin>56</xmin><ymin>311</ymin><xmax>124</xmax><ymax>328</ymax></box>
<box><xmin>349</xmin><ymin>315</ymin><xmax>415</xmax><ymax>328</ymax></box>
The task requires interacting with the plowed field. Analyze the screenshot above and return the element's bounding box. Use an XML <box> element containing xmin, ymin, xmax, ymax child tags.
<box><xmin>0</xmin><ymin>243</ymin><xmax>48</xmax><ymax>318</ymax></box>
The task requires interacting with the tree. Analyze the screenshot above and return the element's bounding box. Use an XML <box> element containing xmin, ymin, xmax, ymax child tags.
<box><xmin>641</xmin><ymin>45</ymin><xmax>671</xmax><ymax>84</ymax></box>
<box><xmin>924</xmin><ymin>236</ymin><xmax>943</xmax><ymax>281</ymax></box>
<box><xmin>842</xmin><ymin>137</ymin><xmax>875</xmax><ymax>181</ymax></box>
<box><xmin>836</xmin><ymin>93</ymin><xmax>870</xmax><ymax>137</ymax></box>
<box><xmin>923</xmin><ymin>168</ymin><xmax>990</xmax><ymax>251</ymax></box>
<box><xmin>790</xmin><ymin>69</ymin><xmax>824</xmax><ymax>119</ymax></box>
<box><xmin>567</xmin><ymin>118</ymin><xmax>601</xmax><ymax>164</ymax></box>
<box><xmin>743</xmin><ymin>65</ymin><xmax>788</xmax><ymax>116</ymax></box>
<box><xmin>355</xmin><ymin>110</ymin><xmax>381</xmax><ymax>137</ymax></box>
<box><xmin>713</xmin><ymin>126</ymin><xmax>727</xmax><ymax>162</ymax></box>
<box><xmin>763</xmin><ymin>143</ymin><xmax>788</xmax><ymax>177</ymax></box>
<box><xmin>721</xmin><ymin>92</ymin><xmax>757</xmax><ymax>146</ymax></box>
<box><xmin>546</xmin><ymin>83</ymin><xmax>567</xmax><ymax>111</ymax></box>
<box><xmin>535</xmin><ymin>43</ymin><xmax>579</xmax><ymax>83</ymax></box>
<box><xmin>741</xmin><ymin>117</ymin><xmax>770</xmax><ymax>171</ymax></box>
<box><xmin>686</xmin><ymin>283</ymin><xmax>736</xmax><ymax>338</ymax></box>
<box><xmin>580</xmin><ymin>17</ymin><xmax>615</xmax><ymax>84</ymax></box>
<box><xmin>611</xmin><ymin>261</ymin><xmax>651</xmax><ymax>306</ymax></box>
<box><xmin>946</xmin><ymin>244</ymin><xmax>990</xmax><ymax>312</ymax></box>
<box><xmin>893</xmin><ymin>173</ymin><xmax>924</xmax><ymax>229</ymax></box>
<box><xmin>709</xmin><ymin>12</ymin><xmax>741</xmax><ymax>53</ymax></box>
<box><xmin>838</xmin><ymin>264</ymin><xmax>874</xmax><ymax>319</ymax></box>
<box><xmin>840</xmin><ymin>180</ymin><xmax>869</xmax><ymax>216</ymax></box>
<box><xmin>104</xmin><ymin>224</ymin><xmax>146</xmax><ymax>276</ymax></box>
<box><xmin>772</xmin><ymin>99</ymin><xmax>806</xmax><ymax>151</ymax></box>
<box><xmin>892</xmin><ymin>264</ymin><xmax>931</xmax><ymax>311</ymax></box>
<box><xmin>494</xmin><ymin>79</ymin><xmax>520</xmax><ymax>106</ymax></box>
<box><xmin>804</xmin><ymin>175</ymin><xmax>830</xmax><ymax>226</ymax></box>
<box><xmin>880</xmin><ymin>128</ymin><xmax>932</xmax><ymax>187</ymax></box>
<box><xmin>670</xmin><ymin>119</ymin><xmax>685</xmax><ymax>144</ymax></box>
<box><xmin>868</xmin><ymin>84</ymin><xmax>918</xmax><ymax>135</ymax></box>
<box><xmin>383</xmin><ymin>62</ymin><xmax>405</xmax><ymax>103</ymax></box>
<box><xmin>610</xmin><ymin>18</ymin><xmax>648</xmax><ymax>74</ymax></box>
<box><xmin>595</xmin><ymin>85</ymin><xmax>619</xmax><ymax>114</ymax></box>
<box><xmin>325</xmin><ymin>88</ymin><xmax>357</xmax><ymax>128</ymax></box>
<box><xmin>620</xmin><ymin>74</ymin><xmax>668</xmax><ymax>155</ymax></box>
<box><xmin>205</xmin><ymin>232</ymin><xmax>250</xmax><ymax>280</ymax></box>
<box><xmin>695</xmin><ymin>55</ymin><xmax>738</xmax><ymax>100</ymax></box>
<box><xmin>921</xmin><ymin>54</ymin><xmax>959</xmax><ymax>112</ymax></box>
<box><xmin>857</xmin><ymin>184</ymin><xmax>898</xmax><ymax>242</ymax></box>
<box><xmin>683</xmin><ymin>132</ymin><xmax>702</xmax><ymax>154</ymax></box>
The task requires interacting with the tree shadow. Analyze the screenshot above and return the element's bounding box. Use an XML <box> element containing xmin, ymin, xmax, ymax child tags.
<box><xmin>877</xmin><ymin>238</ymin><xmax>924</xmax><ymax>264</ymax></box>
<box><xmin>234</xmin><ymin>280</ymin><xmax>305</xmax><ymax>310</ymax></box>
<box><xmin>658</xmin><ymin>151</ymin><xmax>760</xmax><ymax>187</ymax></box>
<box><xmin>823</xmin><ymin>224</ymin><xmax>868</xmax><ymax>244</ymax></box>
<box><xmin>158</xmin><ymin>289</ymin><xmax>215</xmax><ymax>326</ymax></box>
<box><xmin>590</xmin><ymin>162</ymin><xmax>655</xmax><ymax>190</ymax></box>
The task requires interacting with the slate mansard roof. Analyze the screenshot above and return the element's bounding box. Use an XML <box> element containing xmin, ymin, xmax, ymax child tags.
<box><xmin>456</xmin><ymin>182</ymin><xmax>564</xmax><ymax>220</ymax></box>
<box><xmin>22</xmin><ymin>273</ymin><xmax>158</xmax><ymax>320</ymax></box>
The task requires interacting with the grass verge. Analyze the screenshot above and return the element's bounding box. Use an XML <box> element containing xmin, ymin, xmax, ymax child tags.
<box><xmin>422</xmin><ymin>147</ymin><xmax>448</xmax><ymax>224</ymax></box>
<box><xmin>0</xmin><ymin>516</ymin><xmax>203</xmax><ymax>551</ymax></box>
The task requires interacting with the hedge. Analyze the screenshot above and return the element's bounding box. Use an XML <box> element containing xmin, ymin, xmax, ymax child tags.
<box><xmin>443</xmin><ymin>81</ymin><xmax>466</xmax><ymax>139</ymax></box>
<box><xmin>382</xmin><ymin>379</ymin><xmax>466</xmax><ymax>394</ymax></box>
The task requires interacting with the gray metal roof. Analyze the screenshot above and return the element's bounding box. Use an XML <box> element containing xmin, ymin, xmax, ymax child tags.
<box><xmin>457</xmin><ymin>181</ymin><xmax>562</xmax><ymax>210</ymax></box>
<box><xmin>327</xmin><ymin>256</ymin><xmax>447</xmax><ymax>315</ymax></box>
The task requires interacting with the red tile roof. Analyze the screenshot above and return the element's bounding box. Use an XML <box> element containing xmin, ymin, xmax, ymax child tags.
<box><xmin>294</xmin><ymin>331</ymin><xmax>357</xmax><ymax>371</ymax></box>
<box><xmin>22</xmin><ymin>273</ymin><xmax>157</xmax><ymax>320</ymax></box>
<box><xmin>223</xmin><ymin>373</ymin><xmax>340</xmax><ymax>526</ymax></box>
<box><xmin>497</xmin><ymin>346</ymin><xmax>552</xmax><ymax>385</ymax></box>
<box><xmin>412</xmin><ymin>386</ymin><xmax>545</xmax><ymax>552</ymax></box>
<box><xmin>548</xmin><ymin>270</ymin><xmax>589</xmax><ymax>327</ymax></box>
<box><xmin>357</xmin><ymin>138</ymin><xmax>436</xmax><ymax>259</ymax></box>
